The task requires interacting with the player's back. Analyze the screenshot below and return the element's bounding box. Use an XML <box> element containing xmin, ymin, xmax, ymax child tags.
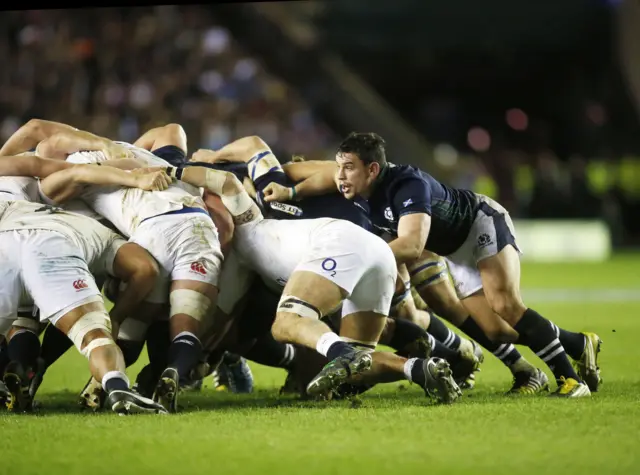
<box><xmin>66</xmin><ymin>146</ymin><xmax>205</xmax><ymax>237</ymax></box>
<box><xmin>0</xmin><ymin>200</ymin><xmax>123</xmax><ymax>273</ymax></box>
<box><xmin>234</xmin><ymin>217</ymin><xmax>338</xmax><ymax>286</ymax></box>
<box><xmin>0</xmin><ymin>176</ymin><xmax>40</xmax><ymax>202</ymax></box>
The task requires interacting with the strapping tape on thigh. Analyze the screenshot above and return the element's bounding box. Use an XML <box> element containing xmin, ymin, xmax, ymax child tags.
<box><xmin>170</xmin><ymin>289</ymin><xmax>212</xmax><ymax>321</ymax></box>
<box><xmin>277</xmin><ymin>295</ymin><xmax>322</xmax><ymax>319</ymax></box>
<box><xmin>409</xmin><ymin>258</ymin><xmax>448</xmax><ymax>290</ymax></box>
<box><xmin>66</xmin><ymin>311</ymin><xmax>112</xmax><ymax>353</ymax></box>
<box><xmin>12</xmin><ymin>317</ymin><xmax>40</xmax><ymax>332</ymax></box>
<box><xmin>247</xmin><ymin>150</ymin><xmax>282</xmax><ymax>181</ymax></box>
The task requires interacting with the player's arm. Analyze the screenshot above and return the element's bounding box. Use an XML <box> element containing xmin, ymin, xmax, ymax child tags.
<box><xmin>35</xmin><ymin>130</ymin><xmax>133</xmax><ymax>161</ymax></box>
<box><xmin>108</xmin><ymin>242</ymin><xmax>160</xmax><ymax>327</ymax></box>
<box><xmin>281</xmin><ymin>160</ymin><xmax>334</xmax><ymax>182</ymax></box>
<box><xmin>174</xmin><ymin>165</ymin><xmax>263</xmax><ymax>226</ymax></box>
<box><xmin>389</xmin><ymin>213</ymin><xmax>431</xmax><ymax>265</ymax></box>
<box><xmin>0</xmin><ymin>154</ymin><xmax>74</xmax><ymax>178</ymax></box>
<box><xmin>386</xmin><ymin>179</ymin><xmax>432</xmax><ymax>264</ymax></box>
<box><xmin>0</xmin><ymin>119</ymin><xmax>79</xmax><ymax>156</ymax></box>
<box><xmin>190</xmin><ymin>136</ymin><xmax>270</xmax><ymax>164</ymax></box>
<box><xmin>262</xmin><ymin>162</ymin><xmax>338</xmax><ymax>203</ymax></box>
<box><xmin>203</xmin><ymin>191</ymin><xmax>235</xmax><ymax>257</ymax></box>
<box><xmin>40</xmin><ymin>165</ymin><xmax>171</xmax><ymax>203</ymax></box>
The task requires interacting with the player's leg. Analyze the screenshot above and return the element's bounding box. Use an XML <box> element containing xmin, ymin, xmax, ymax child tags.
<box><xmin>21</xmin><ymin>234</ymin><xmax>166</xmax><ymax>414</ymax></box>
<box><xmin>472</xmin><ymin>197</ymin><xmax>592</xmax><ymax>397</ymax></box>
<box><xmin>134</xmin><ymin>123</ymin><xmax>187</xmax><ymax>166</ymax></box>
<box><xmin>412</xmin><ymin>250</ymin><xmax>546</xmax><ymax>392</ymax></box>
<box><xmin>391</xmin><ymin>271</ymin><xmax>479</xmax><ymax>386</ymax></box>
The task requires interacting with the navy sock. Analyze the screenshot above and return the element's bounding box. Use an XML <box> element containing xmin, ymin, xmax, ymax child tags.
<box><xmin>428</xmin><ymin>316</ymin><xmax>461</xmax><ymax>350</ymax></box>
<box><xmin>168</xmin><ymin>332</ymin><xmax>202</xmax><ymax>380</ymax></box>
<box><xmin>7</xmin><ymin>330</ymin><xmax>41</xmax><ymax>371</ymax></box>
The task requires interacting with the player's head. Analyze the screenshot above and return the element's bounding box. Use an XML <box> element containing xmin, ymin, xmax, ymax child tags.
<box><xmin>335</xmin><ymin>132</ymin><xmax>387</xmax><ymax>199</ymax></box>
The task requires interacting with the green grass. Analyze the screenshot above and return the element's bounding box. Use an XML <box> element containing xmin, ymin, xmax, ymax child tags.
<box><xmin>2</xmin><ymin>256</ymin><xmax>640</xmax><ymax>475</ymax></box>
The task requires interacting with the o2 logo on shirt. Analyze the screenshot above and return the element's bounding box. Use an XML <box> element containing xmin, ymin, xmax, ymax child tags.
<box><xmin>321</xmin><ymin>258</ymin><xmax>337</xmax><ymax>277</ymax></box>
<box><xmin>384</xmin><ymin>207</ymin><xmax>394</xmax><ymax>222</ymax></box>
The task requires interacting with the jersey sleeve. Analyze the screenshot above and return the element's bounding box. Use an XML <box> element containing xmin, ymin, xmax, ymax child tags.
<box><xmin>391</xmin><ymin>177</ymin><xmax>432</xmax><ymax>218</ymax></box>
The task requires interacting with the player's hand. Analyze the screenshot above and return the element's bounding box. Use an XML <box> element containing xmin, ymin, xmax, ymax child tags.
<box><xmin>135</xmin><ymin>170</ymin><xmax>171</xmax><ymax>191</ymax></box>
<box><xmin>262</xmin><ymin>182</ymin><xmax>293</xmax><ymax>202</ymax></box>
<box><xmin>190</xmin><ymin>149</ymin><xmax>226</xmax><ymax>164</ymax></box>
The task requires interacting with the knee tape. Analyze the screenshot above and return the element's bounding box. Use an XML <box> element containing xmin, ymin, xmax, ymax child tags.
<box><xmin>247</xmin><ymin>150</ymin><xmax>283</xmax><ymax>181</ymax></box>
<box><xmin>169</xmin><ymin>289</ymin><xmax>212</xmax><ymax>321</ymax></box>
<box><xmin>118</xmin><ymin>318</ymin><xmax>150</xmax><ymax>342</ymax></box>
<box><xmin>12</xmin><ymin>317</ymin><xmax>40</xmax><ymax>332</ymax></box>
<box><xmin>66</xmin><ymin>311</ymin><xmax>112</xmax><ymax>355</ymax></box>
<box><xmin>81</xmin><ymin>338</ymin><xmax>115</xmax><ymax>358</ymax></box>
<box><xmin>391</xmin><ymin>281</ymin><xmax>411</xmax><ymax>308</ymax></box>
<box><xmin>277</xmin><ymin>295</ymin><xmax>322</xmax><ymax>320</ymax></box>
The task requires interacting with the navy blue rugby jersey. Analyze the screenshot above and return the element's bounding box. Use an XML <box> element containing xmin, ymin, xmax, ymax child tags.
<box><xmin>355</xmin><ymin>163</ymin><xmax>478</xmax><ymax>256</ymax></box>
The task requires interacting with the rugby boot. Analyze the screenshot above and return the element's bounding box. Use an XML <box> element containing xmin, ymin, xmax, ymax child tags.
<box><xmin>551</xmin><ymin>377</ymin><xmax>591</xmax><ymax>398</ymax></box>
<box><xmin>0</xmin><ymin>380</ymin><xmax>10</xmax><ymax>408</ymax></box>
<box><xmin>459</xmin><ymin>341</ymin><xmax>484</xmax><ymax>390</ymax></box>
<box><xmin>507</xmin><ymin>368</ymin><xmax>550</xmax><ymax>395</ymax></box>
<box><xmin>417</xmin><ymin>357</ymin><xmax>462</xmax><ymax>404</ymax></box>
<box><xmin>306</xmin><ymin>349</ymin><xmax>373</xmax><ymax>398</ymax></box>
<box><xmin>450</xmin><ymin>345</ymin><xmax>481</xmax><ymax>389</ymax></box>
<box><xmin>224</xmin><ymin>356</ymin><xmax>254</xmax><ymax>394</ymax></box>
<box><xmin>28</xmin><ymin>357</ymin><xmax>46</xmax><ymax>400</ymax></box>
<box><xmin>153</xmin><ymin>367</ymin><xmax>179</xmax><ymax>413</ymax></box>
<box><xmin>106</xmin><ymin>389</ymin><xmax>168</xmax><ymax>415</ymax></box>
<box><xmin>574</xmin><ymin>332</ymin><xmax>602</xmax><ymax>392</ymax></box>
<box><xmin>133</xmin><ymin>364</ymin><xmax>160</xmax><ymax>399</ymax></box>
<box><xmin>79</xmin><ymin>376</ymin><xmax>106</xmax><ymax>411</ymax></box>
<box><xmin>3</xmin><ymin>361</ymin><xmax>34</xmax><ymax>412</ymax></box>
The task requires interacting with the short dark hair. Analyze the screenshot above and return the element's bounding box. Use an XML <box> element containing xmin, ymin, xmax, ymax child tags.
<box><xmin>337</xmin><ymin>132</ymin><xmax>387</xmax><ymax>166</ymax></box>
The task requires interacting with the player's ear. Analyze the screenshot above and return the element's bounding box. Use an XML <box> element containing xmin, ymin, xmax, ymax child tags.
<box><xmin>369</xmin><ymin>161</ymin><xmax>381</xmax><ymax>177</ymax></box>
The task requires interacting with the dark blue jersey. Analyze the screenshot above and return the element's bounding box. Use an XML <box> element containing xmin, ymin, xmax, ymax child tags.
<box><xmin>357</xmin><ymin>163</ymin><xmax>478</xmax><ymax>256</ymax></box>
<box><xmin>185</xmin><ymin>161</ymin><xmax>372</xmax><ymax>231</ymax></box>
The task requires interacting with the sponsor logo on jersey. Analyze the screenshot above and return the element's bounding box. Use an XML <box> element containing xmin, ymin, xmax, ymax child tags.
<box><xmin>73</xmin><ymin>279</ymin><xmax>88</xmax><ymax>291</ymax></box>
<box><xmin>270</xmin><ymin>201</ymin><xmax>303</xmax><ymax>217</ymax></box>
<box><xmin>384</xmin><ymin>207</ymin><xmax>394</xmax><ymax>221</ymax></box>
<box><xmin>190</xmin><ymin>261</ymin><xmax>207</xmax><ymax>275</ymax></box>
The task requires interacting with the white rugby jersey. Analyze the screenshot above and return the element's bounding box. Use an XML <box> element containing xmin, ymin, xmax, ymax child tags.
<box><xmin>0</xmin><ymin>176</ymin><xmax>40</xmax><ymax>202</ymax></box>
<box><xmin>0</xmin><ymin>200</ymin><xmax>125</xmax><ymax>276</ymax></box>
<box><xmin>66</xmin><ymin>143</ymin><xmax>205</xmax><ymax>237</ymax></box>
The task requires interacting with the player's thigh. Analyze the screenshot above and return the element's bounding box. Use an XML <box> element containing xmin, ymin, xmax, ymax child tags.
<box><xmin>0</xmin><ymin>235</ymin><xmax>22</xmax><ymax>336</ymax></box>
<box><xmin>21</xmin><ymin>232</ymin><xmax>102</xmax><ymax>320</ymax></box>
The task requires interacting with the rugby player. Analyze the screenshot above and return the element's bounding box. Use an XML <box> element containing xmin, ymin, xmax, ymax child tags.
<box><xmin>0</xmin><ymin>158</ymin><xmax>170</xmax><ymax>413</ymax></box>
<box><xmin>262</xmin><ymin>132</ymin><xmax>601</xmax><ymax>397</ymax></box>
<box><xmin>192</xmin><ymin>138</ymin><xmax>546</xmax><ymax>394</ymax></box>
<box><xmin>185</xmin><ymin>139</ymin><xmax>480</xmax><ymax>388</ymax></box>
<box><xmin>168</xmin><ymin>159</ymin><xmax>463</xmax><ymax>403</ymax></box>
<box><xmin>30</xmin><ymin>127</ymin><xmax>229</xmax><ymax>413</ymax></box>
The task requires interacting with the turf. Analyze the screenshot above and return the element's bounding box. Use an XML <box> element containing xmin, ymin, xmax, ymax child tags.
<box><xmin>2</xmin><ymin>256</ymin><xmax>640</xmax><ymax>475</ymax></box>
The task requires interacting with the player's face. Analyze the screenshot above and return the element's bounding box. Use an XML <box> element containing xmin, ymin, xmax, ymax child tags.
<box><xmin>335</xmin><ymin>152</ymin><xmax>379</xmax><ymax>200</ymax></box>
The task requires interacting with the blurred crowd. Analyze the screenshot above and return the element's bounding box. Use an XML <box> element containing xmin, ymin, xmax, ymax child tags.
<box><xmin>1</xmin><ymin>6</ymin><xmax>639</xmax><ymax>243</ymax></box>
<box><xmin>0</xmin><ymin>6</ymin><xmax>337</xmax><ymax>162</ymax></box>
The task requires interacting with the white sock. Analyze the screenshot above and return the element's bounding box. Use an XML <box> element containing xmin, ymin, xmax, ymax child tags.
<box><xmin>101</xmin><ymin>370</ymin><xmax>130</xmax><ymax>390</ymax></box>
<box><xmin>403</xmin><ymin>358</ymin><xmax>419</xmax><ymax>381</ymax></box>
<box><xmin>316</xmin><ymin>332</ymin><xmax>342</xmax><ymax>357</ymax></box>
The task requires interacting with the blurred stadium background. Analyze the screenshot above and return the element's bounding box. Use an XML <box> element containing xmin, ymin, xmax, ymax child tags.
<box><xmin>2</xmin><ymin>1</ymin><xmax>640</xmax><ymax>262</ymax></box>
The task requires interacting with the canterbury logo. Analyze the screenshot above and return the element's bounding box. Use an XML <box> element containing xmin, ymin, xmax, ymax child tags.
<box><xmin>73</xmin><ymin>279</ymin><xmax>88</xmax><ymax>290</ymax></box>
<box><xmin>190</xmin><ymin>262</ymin><xmax>206</xmax><ymax>275</ymax></box>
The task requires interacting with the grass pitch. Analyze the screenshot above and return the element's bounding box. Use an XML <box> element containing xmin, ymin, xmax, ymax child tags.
<box><xmin>1</xmin><ymin>254</ymin><xmax>640</xmax><ymax>475</ymax></box>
